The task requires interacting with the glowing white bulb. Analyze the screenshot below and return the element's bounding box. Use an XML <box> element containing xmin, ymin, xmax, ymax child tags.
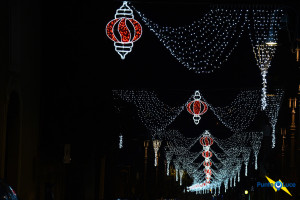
<box><xmin>119</xmin><ymin>134</ymin><xmax>123</xmax><ymax>149</ymax></box>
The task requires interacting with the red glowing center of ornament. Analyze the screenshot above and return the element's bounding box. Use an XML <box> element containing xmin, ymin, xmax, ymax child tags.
<box><xmin>106</xmin><ymin>18</ymin><xmax>142</xmax><ymax>43</ymax></box>
<box><xmin>203</xmin><ymin>160</ymin><xmax>212</xmax><ymax>167</ymax></box>
<box><xmin>186</xmin><ymin>100</ymin><xmax>208</xmax><ymax>115</ymax></box>
<box><xmin>202</xmin><ymin>150</ymin><xmax>212</xmax><ymax>158</ymax></box>
<box><xmin>200</xmin><ymin>136</ymin><xmax>214</xmax><ymax>146</ymax></box>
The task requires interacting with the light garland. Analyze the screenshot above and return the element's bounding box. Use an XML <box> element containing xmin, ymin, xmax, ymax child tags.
<box><xmin>250</xmin><ymin>132</ymin><xmax>264</xmax><ymax>170</ymax></box>
<box><xmin>179</xmin><ymin>169</ymin><xmax>184</xmax><ymax>186</ymax></box>
<box><xmin>165</xmin><ymin>146</ymin><xmax>173</xmax><ymax>176</ymax></box>
<box><xmin>153</xmin><ymin>139</ymin><xmax>161</xmax><ymax>167</ymax></box>
<box><xmin>205</xmin><ymin>90</ymin><xmax>261</xmax><ymax>133</ymax></box>
<box><xmin>112</xmin><ymin>90</ymin><xmax>184</xmax><ymax>137</ymax></box>
<box><xmin>131</xmin><ymin>6</ymin><xmax>247</xmax><ymax>73</ymax></box>
<box><xmin>248</xmin><ymin>9</ymin><xmax>284</xmax><ymax>110</ymax></box>
<box><xmin>119</xmin><ymin>134</ymin><xmax>123</xmax><ymax>149</ymax></box>
<box><xmin>265</xmin><ymin>89</ymin><xmax>284</xmax><ymax>148</ymax></box>
<box><xmin>106</xmin><ymin>1</ymin><xmax>142</xmax><ymax>59</ymax></box>
<box><xmin>164</xmin><ymin>130</ymin><xmax>199</xmax><ymax>155</ymax></box>
<box><xmin>129</xmin><ymin>5</ymin><xmax>283</xmax><ymax>79</ymax></box>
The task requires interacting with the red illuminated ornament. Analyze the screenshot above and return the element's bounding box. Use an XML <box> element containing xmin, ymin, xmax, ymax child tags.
<box><xmin>200</xmin><ymin>134</ymin><xmax>214</xmax><ymax>147</ymax></box>
<box><xmin>105</xmin><ymin>1</ymin><xmax>142</xmax><ymax>59</ymax></box>
<box><xmin>204</xmin><ymin>168</ymin><xmax>212</xmax><ymax>175</ymax></box>
<box><xmin>203</xmin><ymin>160</ymin><xmax>212</xmax><ymax>167</ymax></box>
<box><xmin>202</xmin><ymin>150</ymin><xmax>212</xmax><ymax>158</ymax></box>
<box><xmin>186</xmin><ymin>90</ymin><xmax>208</xmax><ymax>125</ymax></box>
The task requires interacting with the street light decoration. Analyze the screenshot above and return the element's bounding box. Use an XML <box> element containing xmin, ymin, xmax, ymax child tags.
<box><xmin>106</xmin><ymin>1</ymin><xmax>142</xmax><ymax>59</ymax></box>
<box><xmin>186</xmin><ymin>91</ymin><xmax>208</xmax><ymax>125</ymax></box>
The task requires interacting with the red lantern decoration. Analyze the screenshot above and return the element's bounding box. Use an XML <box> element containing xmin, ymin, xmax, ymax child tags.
<box><xmin>106</xmin><ymin>2</ymin><xmax>142</xmax><ymax>59</ymax></box>
<box><xmin>203</xmin><ymin>160</ymin><xmax>212</xmax><ymax>167</ymax></box>
<box><xmin>202</xmin><ymin>150</ymin><xmax>212</xmax><ymax>159</ymax></box>
<box><xmin>186</xmin><ymin>91</ymin><xmax>208</xmax><ymax>125</ymax></box>
<box><xmin>200</xmin><ymin>135</ymin><xmax>214</xmax><ymax>147</ymax></box>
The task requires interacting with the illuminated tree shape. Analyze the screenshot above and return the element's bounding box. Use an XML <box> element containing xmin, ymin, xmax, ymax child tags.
<box><xmin>106</xmin><ymin>1</ymin><xmax>142</xmax><ymax>59</ymax></box>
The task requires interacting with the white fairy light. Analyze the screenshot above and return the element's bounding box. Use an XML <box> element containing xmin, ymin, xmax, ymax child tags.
<box><xmin>205</xmin><ymin>90</ymin><xmax>261</xmax><ymax>133</ymax></box>
<box><xmin>265</xmin><ymin>89</ymin><xmax>284</xmax><ymax>148</ymax></box>
<box><xmin>153</xmin><ymin>139</ymin><xmax>161</xmax><ymax>167</ymax></box>
<box><xmin>112</xmin><ymin>90</ymin><xmax>184</xmax><ymax>137</ymax></box>
<box><xmin>131</xmin><ymin>6</ymin><xmax>248</xmax><ymax>74</ymax></box>
<box><xmin>248</xmin><ymin>9</ymin><xmax>284</xmax><ymax>110</ymax></box>
<box><xmin>119</xmin><ymin>134</ymin><xmax>123</xmax><ymax>149</ymax></box>
<box><xmin>179</xmin><ymin>169</ymin><xmax>184</xmax><ymax>186</ymax></box>
<box><xmin>242</xmin><ymin>147</ymin><xmax>251</xmax><ymax>176</ymax></box>
<box><xmin>165</xmin><ymin>146</ymin><xmax>173</xmax><ymax>176</ymax></box>
<box><xmin>173</xmin><ymin>159</ymin><xmax>180</xmax><ymax>182</ymax></box>
<box><xmin>250</xmin><ymin>132</ymin><xmax>264</xmax><ymax>170</ymax></box>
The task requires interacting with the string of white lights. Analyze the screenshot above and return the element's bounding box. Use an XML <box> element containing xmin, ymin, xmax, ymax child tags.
<box><xmin>112</xmin><ymin>90</ymin><xmax>184</xmax><ymax>137</ymax></box>
<box><xmin>204</xmin><ymin>90</ymin><xmax>261</xmax><ymax>133</ymax></box>
<box><xmin>164</xmin><ymin>146</ymin><xmax>173</xmax><ymax>176</ymax></box>
<box><xmin>248</xmin><ymin>9</ymin><xmax>284</xmax><ymax>110</ymax></box>
<box><xmin>265</xmin><ymin>89</ymin><xmax>284</xmax><ymax>148</ymax></box>
<box><xmin>131</xmin><ymin>5</ymin><xmax>248</xmax><ymax>73</ymax></box>
<box><xmin>250</xmin><ymin>132</ymin><xmax>264</xmax><ymax>170</ymax></box>
<box><xmin>119</xmin><ymin>134</ymin><xmax>123</xmax><ymax>149</ymax></box>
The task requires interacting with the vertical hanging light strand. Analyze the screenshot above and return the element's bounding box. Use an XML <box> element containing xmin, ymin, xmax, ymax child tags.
<box><xmin>250</xmin><ymin>132</ymin><xmax>264</xmax><ymax>169</ymax></box>
<box><xmin>265</xmin><ymin>89</ymin><xmax>284</xmax><ymax>148</ymax></box>
<box><xmin>249</xmin><ymin>9</ymin><xmax>284</xmax><ymax>110</ymax></box>
<box><xmin>153</xmin><ymin>139</ymin><xmax>161</xmax><ymax>167</ymax></box>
